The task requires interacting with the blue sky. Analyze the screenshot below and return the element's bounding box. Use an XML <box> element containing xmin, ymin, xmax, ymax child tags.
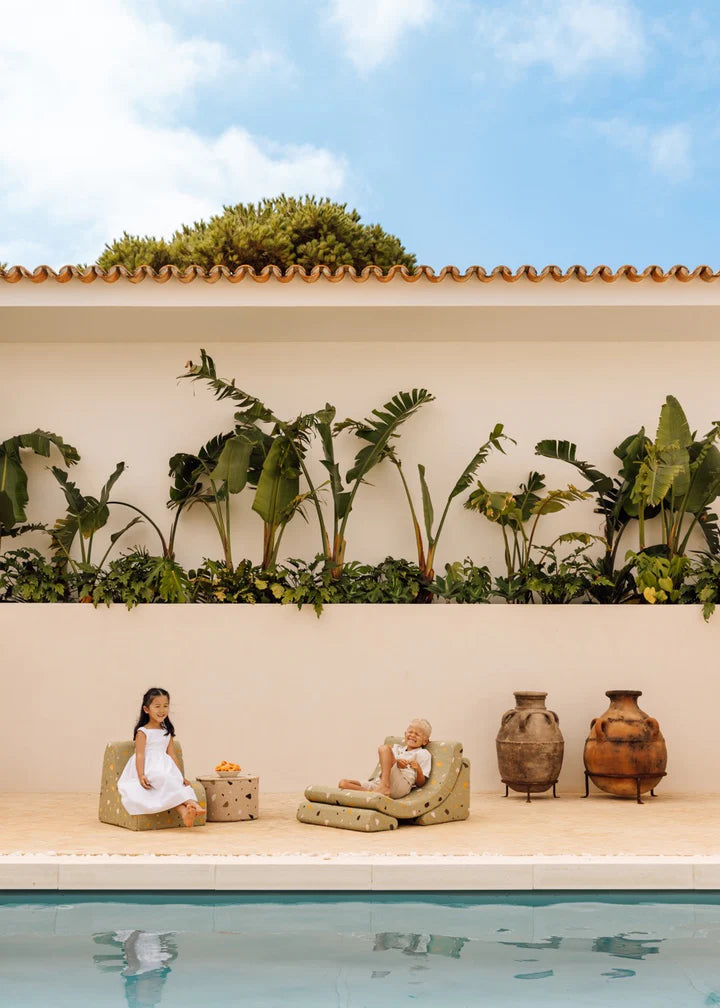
<box><xmin>1</xmin><ymin>0</ymin><xmax>718</xmax><ymax>269</ymax></box>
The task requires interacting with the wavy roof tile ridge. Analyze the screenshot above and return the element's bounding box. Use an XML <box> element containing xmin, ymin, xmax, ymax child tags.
<box><xmin>0</xmin><ymin>264</ymin><xmax>719</xmax><ymax>284</ymax></box>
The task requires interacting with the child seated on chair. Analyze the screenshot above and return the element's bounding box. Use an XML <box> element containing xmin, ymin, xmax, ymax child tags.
<box><xmin>338</xmin><ymin>719</ymin><xmax>432</xmax><ymax>799</ymax></box>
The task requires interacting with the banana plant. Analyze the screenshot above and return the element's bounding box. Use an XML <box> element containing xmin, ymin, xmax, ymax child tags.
<box><xmin>631</xmin><ymin>396</ymin><xmax>720</xmax><ymax>555</ymax></box>
<box><xmin>49</xmin><ymin>463</ymin><xmax>143</xmax><ymax>570</ymax></box>
<box><xmin>389</xmin><ymin>423</ymin><xmax>511</xmax><ymax>582</ymax></box>
<box><xmin>0</xmin><ymin>430</ymin><xmax>79</xmax><ymax>546</ymax></box>
<box><xmin>537</xmin><ymin>396</ymin><xmax>720</xmax><ymax>565</ymax></box>
<box><xmin>181</xmin><ymin>350</ymin><xmax>433</xmax><ymax>576</ymax></box>
<box><xmin>167</xmin><ymin>430</ymin><xmax>267</xmax><ymax>568</ymax></box>
<box><xmin>465</xmin><ymin>472</ymin><xmax>593</xmax><ymax>600</ymax></box>
<box><xmin>535</xmin><ymin>433</ymin><xmax>646</xmax><ymax>574</ymax></box>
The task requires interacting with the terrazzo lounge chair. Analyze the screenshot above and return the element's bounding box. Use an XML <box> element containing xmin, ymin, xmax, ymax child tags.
<box><xmin>296</xmin><ymin>737</ymin><xmax>470</xmax><ymax>833</ymax></box>
<box><xmin>98</xmin><ymin>741</ymin><xmax>207</xmax><ymax>831</ymax></box>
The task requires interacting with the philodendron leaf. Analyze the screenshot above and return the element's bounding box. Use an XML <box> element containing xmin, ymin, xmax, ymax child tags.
<box><xmin>210</xmin><ymin>436</ymin><xmax>253</xmax><ymax>494</ymax></box>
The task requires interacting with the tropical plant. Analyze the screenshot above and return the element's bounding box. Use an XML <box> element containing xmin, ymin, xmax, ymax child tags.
<box><xmin>97</xmin><ymin>196</ymin><xmax>416</xmax><ymax>274</ymax></box>
<box><xmin>389</xmin><ymin>423</ymin><xmax>511</xmax><ymax>585</ymax></box>
<box><xmin>181</xmin><ymin>350</ymin><xmax>433</xmax><ymax>576</ymax></box>
<box><xmin>431</xmin><ymin>558</ymin><xmax>492</xmax><ymax>603</ymax></box>
<box><xmin>0</xmin><ymin>547</ymin><xmax>74</xmax><ymax>602</ymax></box>
<box><xmin>465</xmin><ymin>472</ymin><xmax>594</xmax><ymax>602</ymax></box>
<box><xmin>91</xmin><ymin>549</ymin><xmax>190</xmax><ymax>608</ymax></box>
<box><xmin>626</xmin><ymin>550</ymin><xmax>691</xmax><ymax>605</ymax></box>
<box><xmin>0</xmin><ymin>430</ymin><xmax>80</xmax><ymax>545</ymax></box>
<box><xmin>630</xmin><ymin>397</ymin><xmax>720</xmax><ymax>556</ymax></box>
<box><xmin>48</xmin><ymin>463</ymin><xmax>142</xmax><ymax>571</ymax></box>
<box><xmin>536</xmin><ymin>395</ymin><xmax>720</xmax><ymax>570</ymax></box>
<box><xmin>687</xmin><ymin>552</ymin><xmax>720</xmax><ymax>621</ymax></box>
<box><xmin>525</xmin><ymin>543</ymin><xmax>614</xmax><ymax>604</ymax></box>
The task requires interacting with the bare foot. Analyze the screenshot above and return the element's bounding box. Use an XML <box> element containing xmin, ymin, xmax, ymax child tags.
<box><xmin>374</xmin><ymin>784</ymin><xmax>391</xmax><ymax>797</ymax></box>
<box><xmin>179</xmin><ymin>804</ymin><xmax>197</xmax><ymax>828</ymax></box>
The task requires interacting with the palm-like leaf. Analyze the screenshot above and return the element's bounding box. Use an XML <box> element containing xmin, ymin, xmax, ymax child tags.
<box><xmin>181</xmin><ymin>349</ymin><xmax>276</xmax><ymax>423</ymax></box>
<box><xmin>534</xmin><ymin>439</ymin><xmax>613</xmax><ymax>495</ymax></box>
<box><xmin>448</xmin><ymin>424</ymin><xmax>512</xmax><ymax>502</ymax></box>
<box><xmin>341</xmin><ymin>388</ymin><xmax>434</xmax><ymax>485</ymax></box>
<box><xmin>49</xmin><ymin>462</ymin><xmax>126</xmax><ymax>557</ymax></box>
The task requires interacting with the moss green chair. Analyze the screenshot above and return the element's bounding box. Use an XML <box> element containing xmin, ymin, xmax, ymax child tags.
<box><xmin>297</xmin><ymin>737</ymin><xmax>470</xmax><ymax>832</ymax></box>
<box><xmin>98</xmin><ymin>740</ymin><xmax>207</xmax><ymax>831</ymax></box>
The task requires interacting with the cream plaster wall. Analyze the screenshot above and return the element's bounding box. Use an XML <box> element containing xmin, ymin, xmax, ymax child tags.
<box><xmin>0</xmin><ymin>605</ymin><xmax>715</xmax><ymax>794</ymax></box>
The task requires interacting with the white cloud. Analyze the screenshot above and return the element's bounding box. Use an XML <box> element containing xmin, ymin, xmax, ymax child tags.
<box><xmin>594</xmin><ymin>119</ymin><xmax>692</xmax><ymax>181</ymax></box>
<box><xmin>329</xmin><ymin>0</ymin><xmax>437</xmax><ymax>72</ymax></box>
<box><xmin>0</xmin><ymin>1</ymin><xmax>346</xmax><ymax>266</ymax></box>
<box><xmin>477</xmin><ymin>0</ymin><xmax>647</xmax><ymax>79</ymax></box>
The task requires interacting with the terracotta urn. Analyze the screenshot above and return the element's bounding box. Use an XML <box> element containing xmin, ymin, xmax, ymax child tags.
<box><xmin>583</xmin><ymin>690</ymin><xmax>667</xmax><ymax>798</ymax></box>
<box><xmin>496</xmin><ymin>691</ymin><xmax>564</xmax><ymax>798</ymax></box>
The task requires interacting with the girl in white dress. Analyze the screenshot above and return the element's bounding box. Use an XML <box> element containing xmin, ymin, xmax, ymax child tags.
<box><xmin>117</xmin><ymin>687</ymin><xmax>202</xmax><ymax>828</ymax></box>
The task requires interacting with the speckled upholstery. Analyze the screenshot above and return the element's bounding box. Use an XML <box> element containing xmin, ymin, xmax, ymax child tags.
<box><xmin>296</xmin><ymin>801</ymin><xmax>398</xmax><ymax>832</ymax></box>
<box><xmin>297</xmin><ymin>737</ymin><xmax>470</xmax><ymax>832</ymax></box>
<box><xmin>98</xmin><ymin>740</ymin><xmax>207</xmax><ymax>831</ymax></box>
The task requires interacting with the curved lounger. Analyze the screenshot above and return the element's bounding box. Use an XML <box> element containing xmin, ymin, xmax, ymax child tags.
<box><xmin>297</xmin><ymin>737</ymin><xmax>470</xmax><ymax>832</ymax></box>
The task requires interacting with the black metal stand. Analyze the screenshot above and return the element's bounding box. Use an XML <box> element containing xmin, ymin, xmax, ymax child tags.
<box><xmin>582</xmin><ymin>770</ymin><xmax>666</xmax><ymax>805</ymax></box>
<box><xmin>503</xmin><ymin>780</ymin><xmax>558</xmax><ymax>803</ymax></box>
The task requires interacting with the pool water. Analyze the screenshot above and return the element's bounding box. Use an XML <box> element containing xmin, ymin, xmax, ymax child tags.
<box><xmin>2</xmin><ymin>892</ymin><xmax>720</xmax><ymax>1007</ymax></box>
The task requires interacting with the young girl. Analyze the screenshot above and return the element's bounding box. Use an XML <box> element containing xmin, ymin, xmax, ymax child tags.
<box><xmin>117</xmin><ymin>688</ymin><xmax>203</xmax><ymax>828</ymax></box>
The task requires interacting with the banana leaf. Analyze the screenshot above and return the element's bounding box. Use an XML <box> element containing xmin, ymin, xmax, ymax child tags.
<box><xmin>0</xmin><ymin>430</ymin><xmax>79</xmax><ymax>526</ymax></box>
<box><xmin>252</xmin><ymin>437</ymin><xmax>300</xmax><ymax>527</ymax></box>
<box><xmin>209</xmin><ymin>435</ymin><xmax>253</xmax><ymax>494</ymax></box>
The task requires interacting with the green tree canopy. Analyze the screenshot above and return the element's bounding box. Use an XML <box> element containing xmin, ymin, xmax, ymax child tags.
<box><xmin>96</xmin><ymin>195</ymin><xmax>416</xmax><ymax>274</ymax></box>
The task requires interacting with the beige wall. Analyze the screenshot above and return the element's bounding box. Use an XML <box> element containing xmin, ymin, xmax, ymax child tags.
<box><xmin>1</xmin><ymin>605</ymin><xmax>715</xmax><ymax>794</ymax></box>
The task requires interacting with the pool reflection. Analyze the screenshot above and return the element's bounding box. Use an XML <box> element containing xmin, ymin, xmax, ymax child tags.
<box><xmin>373</xmin><ymin>932</ymin><xmax>468</xmax><ymax>958</ymax></box>
<box><xmin>93</xmin><ymin>930</ymin><xmax>178</xmax><ymax>1007</ymax></box>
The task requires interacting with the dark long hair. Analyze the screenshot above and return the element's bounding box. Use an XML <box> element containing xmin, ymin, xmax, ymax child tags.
<box><xmin>132</xmin><ymin>687</ymin><xmax>176</xmax><ymax>738</ymax></box>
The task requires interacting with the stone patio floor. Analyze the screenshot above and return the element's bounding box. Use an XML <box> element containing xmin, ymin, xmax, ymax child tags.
<box><xmin>4</xmin><ymin>791</ymin><xmax>718</xmax><ymax>857</ymax></box>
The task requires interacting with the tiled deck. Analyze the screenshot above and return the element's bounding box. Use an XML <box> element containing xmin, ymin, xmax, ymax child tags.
<box><xmin>4</xmin><ymin>792</ymin><xmax>720</xmax><ymax>891</ymax></box>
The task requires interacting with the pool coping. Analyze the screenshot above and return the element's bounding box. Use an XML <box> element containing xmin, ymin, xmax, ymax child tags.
<box><xmin>4</xmin><ymin>854</ymin><xmax>720</xmax><ymax>891</ymax></box>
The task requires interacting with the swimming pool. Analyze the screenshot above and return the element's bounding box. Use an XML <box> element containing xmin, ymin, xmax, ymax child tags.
<box><xmin>2</xmin><ymin>892</ymin><xmax>720</xmax><ymax>1007</ymax></box>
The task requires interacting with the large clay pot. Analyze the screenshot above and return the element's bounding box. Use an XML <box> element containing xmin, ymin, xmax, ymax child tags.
<box><xmin>496</xmin><ymin>691</ymin><xmax>564</xmax><ymax>797</ymax></box>
<box><xmin>584</xmin><ymin>690</ymin><xmax>667</xmax><ymax>797</ymax></box>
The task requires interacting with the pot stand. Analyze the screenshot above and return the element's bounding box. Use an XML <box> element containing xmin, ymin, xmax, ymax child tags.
<box><xmin>502</xmin><ymin>780</ymin><xmax>559</xmax><ymax>803</ymax></box>
<box><xmin>583</xmin><ymin>770</ymin><xmax>667</xmax><ymax>805</ymax></box>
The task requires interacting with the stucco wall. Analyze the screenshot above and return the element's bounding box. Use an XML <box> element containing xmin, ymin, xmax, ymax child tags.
<box><xmin>1</xmin><ymin>605</ymin><xmax>715</xmax><ymax>794</ymax></box>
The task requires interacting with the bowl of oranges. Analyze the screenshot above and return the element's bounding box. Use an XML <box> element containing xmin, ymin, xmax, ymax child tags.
<box><xmin>215</xmin><ymin>761</ymin><xmax>242</xmax><ymax>778</ymax></box>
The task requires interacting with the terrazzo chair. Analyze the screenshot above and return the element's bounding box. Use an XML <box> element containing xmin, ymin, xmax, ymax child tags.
<box><xmin>296</xmin><ymin>737</ymin><xmax>470</xmax><ymax>833</ymax></box>
<box><xmin>98</xmin><ymin>741</ymin><xmax>207</xmax><ymax>831</ymax></box>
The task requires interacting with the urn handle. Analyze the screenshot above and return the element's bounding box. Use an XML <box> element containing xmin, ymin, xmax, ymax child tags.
<box><xmin>501</xmin><ymin>710</ymin><xmax>515</xmax><ymax>727</ymax></box>
<box><xmin>646</xmin><ymin>716</ymin><xmax>660</xmax><ymax>739</ymax></box>
<box><xmin>591</xmin><ymin>717</ymin><xmax>608</xmax><ymax>740</ymax></box>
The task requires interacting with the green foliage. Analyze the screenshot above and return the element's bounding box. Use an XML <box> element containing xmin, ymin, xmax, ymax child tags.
<box><xmin>432</xmin><ymin>559</ymin><xmax>492</xmax><ymax>603</ymax></box>
<box><xmin>525</xmin><ymin>544</ymin><xmax>615</xmax><ymax>604</ymax></box>
<box><xmin>0</xmin><ymin>430</ymin><xmax>79</xmax><ymax>540</ymax></box>
<box><xmin>96</xmin><ymin>196</ymin><xmax>416</xmax><ymax>274</ymax></box>
<box><xmin>627</xmin><ymin>549</ymin><xmax>691</xmax><ymax>605</ymax></box>
<box><xmin>187</xmin><ymin>556</ymin><xmax>425</xmax><ymax>616</ymax></box>
<box><xmin>688</xmin><ymin>552</ymin><xmax>720</xmax><ymax>621</ymax></box>
<box><xmin>0</xmin><ymin>547</ymin><xmax>75</xmax><ymax>602</ymax></box>
<box><xmin>91</xmin><ymin>550</ymin><xmax>189</xmax><ymax>608</ymax></box>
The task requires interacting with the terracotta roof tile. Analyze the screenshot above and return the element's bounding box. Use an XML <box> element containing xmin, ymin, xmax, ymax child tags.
<box><xmin>0</xmin><ymin>264</ymin><xmax>719</xmax><ymax>284</ymax></box>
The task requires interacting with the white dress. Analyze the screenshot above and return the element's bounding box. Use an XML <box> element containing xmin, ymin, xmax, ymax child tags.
<box><xmin>117</xmin><ymin>727</ymin><xmax>197</xmax><ymax>815</ymax></box>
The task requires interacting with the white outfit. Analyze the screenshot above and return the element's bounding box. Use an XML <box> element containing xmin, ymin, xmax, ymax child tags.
<box><xmin>117</xmin><ymin>727</ymin><xmax>197</xmax><ymax>815</ymax></box>
<box><xmin>362</xmin><ymin>745</ymin><xmax>433</xmax><ymax>799</ymax></box>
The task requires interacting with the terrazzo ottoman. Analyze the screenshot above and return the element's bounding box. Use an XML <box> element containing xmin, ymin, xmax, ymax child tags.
<box><xmin>196</xmin><ymin>774</ymin><xmax>259</xmax><ymax>822</ymax></box>
<box><xmin>297</xmin><ymin>738</ymin><xmax>470</xmax><ymax>832</ymax></box>
<box><xmin>98</xmin><ymin>740</ymin><xmax>207</xmax><ymax>831</ymax></box>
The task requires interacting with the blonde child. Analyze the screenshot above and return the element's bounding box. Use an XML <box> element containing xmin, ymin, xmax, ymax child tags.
<box><xmin>117</xmin><ymin>687</ymin><xmax>202</xmax><ymax>828</ymax></box>
<box><xmin>339</xmin><ymin>719</ymin><xmax>433</xmax><ymax>799</ymax></box>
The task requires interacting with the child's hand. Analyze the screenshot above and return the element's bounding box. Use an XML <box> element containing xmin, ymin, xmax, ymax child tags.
<box><xmin>182</xmin><ymin>778</ymin><xmax>191</xmax><ymax>787</ymax></box>
<box><xmin>396</xmin><ymin>759</ymin><xmax>410</xmax><ymax>769</ymax></box>
<box><xmin>140</xmin><ymin>774</ymin><xmax>152</xmax><ymax>790</ymax></box>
